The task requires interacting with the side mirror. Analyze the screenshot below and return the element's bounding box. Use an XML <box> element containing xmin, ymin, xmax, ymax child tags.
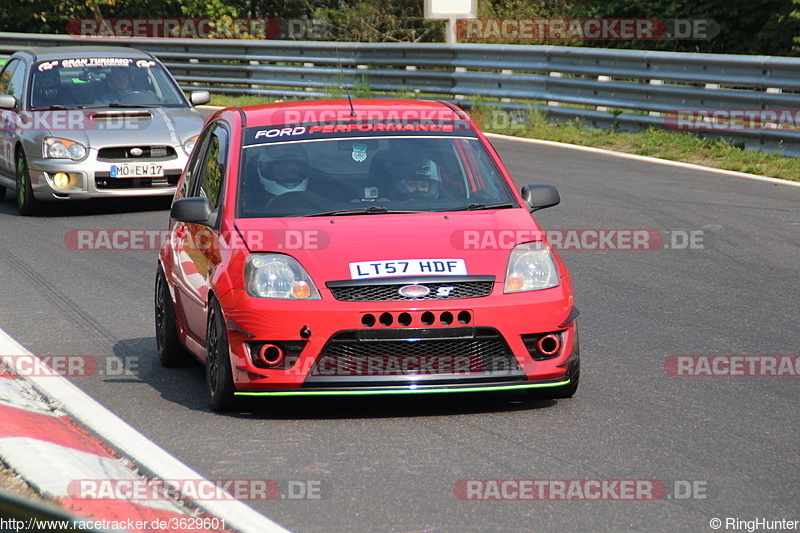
<box><xmin>521</xmin><ymin>184</ymin><xmax>560</xmax><ymax>212</ymax></box>
<box><xmin>189</xmin><ymin>91</ymin><xmax>211</xmax><ymax>106</ymax></box>
<box><xmin>170</xmin><ymin>197</ymin><xmax>217</xmax><ymax>226</ymax></box>
<box><xmin>0</xmin><ymin>95</ymin><xmax>17</xmax><ymax>109</ymax></box>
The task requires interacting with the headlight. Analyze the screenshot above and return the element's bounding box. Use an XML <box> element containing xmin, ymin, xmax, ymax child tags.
<box><xmin>44</xmin><ymin>137</ymin><xmax>87</xmax><ymax>160</ymax></box>
<box><xmin>183</xmin><ymin>135</ymin><xmax>199</xmax><ymax>156</ymax></box>
<box><xmin>245</xmin><ymin>254</ymin><xmax>321</xmax><ymax>300</ymax></box>
<box><xmin>504</xmin><ymin>241</ymin><xmax>559</xmax><ymax>293</ymax></box>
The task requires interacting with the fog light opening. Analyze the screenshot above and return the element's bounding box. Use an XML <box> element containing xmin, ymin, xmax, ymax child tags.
<box><xmin>258</xmin><ymin>344</ymin><xmax>286</xmax><ymax>367</ymax></box>
<box><xmin>536</xmin><ymin>333</ymin><xmax>562</xmax><ymax>357</ymax></box>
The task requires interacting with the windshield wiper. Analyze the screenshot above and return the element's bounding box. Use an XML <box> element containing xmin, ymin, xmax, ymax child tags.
<box><xmin>304</xmin><ymin>206</ymin><xmax>424</xmax><ymax>217</ymax></box>
<box><xmin>444</xmin><ymin>202</ymin><xmax>516</xmax><ymax>211</ymax></box>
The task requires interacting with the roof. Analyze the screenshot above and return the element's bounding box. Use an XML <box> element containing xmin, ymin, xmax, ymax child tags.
<box><xmin>12</xmin><ymin>46</ymin><xmax>154</xmax><ymax>62</ymax></box>
<box><xmin>238</xmin><ymin>99</ymin><xmax>467</xmax><ymax>128</ymax></box>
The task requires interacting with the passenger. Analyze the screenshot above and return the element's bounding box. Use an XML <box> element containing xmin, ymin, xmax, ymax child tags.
<box><xmin>31</xmin><ymin>69</ymin><xmax>76</xmax><ymax>108</ymax></box>
<box><xmin>390</xmin><ymin>158</ymin><xmax>444</xmax><ymax>201</ymax></box>
<box><xmin>256</xmin><ymin>146</ymin><xmax>312</xmax><ymax>196</ymax></box>
<box><xmin>243</xmin><ymin>144</ymin><xmax>349</xmax><ymax>211</ymax></box>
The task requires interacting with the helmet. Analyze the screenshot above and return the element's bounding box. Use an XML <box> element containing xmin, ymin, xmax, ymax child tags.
<box><xmin>34</xmin><ymin>69</ymin><xmax>60</xmax><ymax>100</ymax></box>
<box><xmin>106</xmin><ymin>67</ymin><xmax>133</xmax><ymax>93</ymax></box>
<box><xmin>392</xmin><ymin>158</ymin><xmax>441</xmax><ymax>200</ymax></box>
<box><xmin>257</xmin><ymin>145</ymin><xmax>310</xmax><ymax>195</ymax></box>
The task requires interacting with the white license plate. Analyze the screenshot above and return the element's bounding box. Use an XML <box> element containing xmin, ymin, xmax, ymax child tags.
<box><xmin>349</xmin><ymin>259</ymin><xmax>467</xmax><ymax>279</ymax></box>
<box><xmin>110</xmin><ymin>163</ymin><xmax>164</xmax><ymax>178</ymax></box>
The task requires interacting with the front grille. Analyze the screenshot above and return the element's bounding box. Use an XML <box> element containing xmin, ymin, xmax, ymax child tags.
<box><xmin>95</xmin><ymin>170</ymin><xmax>180</xmax><ymax>189</ymax></box>
<box><xmin>97</xmin><ymin>146</ymin><xmax>177</xmax><ymax>161</ymax></box>
<box><xmin>327</xmin><ymin>276</ymin><xmax>495</xmax><ymax>301</ymax></box>
<box><xmin>311</xmin><ymin>327</ymin><xmax>519</xmax><ymax>376</ymax></box>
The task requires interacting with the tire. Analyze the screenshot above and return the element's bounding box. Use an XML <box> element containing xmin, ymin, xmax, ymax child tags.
<box><xmin>526</xmin><ymin>361</ymin><xmax>580</xmax><ymax>400</ymax></box>
<box><xmin>206</xmin><ymin>298</ymin><xmax>238</xmax><ymax>412</ymax></box>
<box><xmin>0</xmin><ymin>185</ymin><xmax>6</xmax><ymax>201</ymax></box>
<box><xmin>16</xmin><ymin>150</ymin><xmax>40</xmax><ymax>216</ymax></box>
<box><xmin>154</xmin><ymin>267</ymin><xmax>194</xmax><ymax>368</ymax></box>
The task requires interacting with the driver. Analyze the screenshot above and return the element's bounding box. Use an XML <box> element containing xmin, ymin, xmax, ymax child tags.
<box><xmin>390</xmin><ymin>158</ymin><xmax>442</xmax><ymax>200</ymax></box>
<box><xmin>98</xmin><ymin>68</ymin><xmax>137</xmax><ymax>103</ymax></box>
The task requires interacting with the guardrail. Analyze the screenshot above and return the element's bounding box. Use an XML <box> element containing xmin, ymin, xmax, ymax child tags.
<box><xmin>2</xmin><ymin>32</ymin><xmax>800</xmax><ymax>155</ymax></box>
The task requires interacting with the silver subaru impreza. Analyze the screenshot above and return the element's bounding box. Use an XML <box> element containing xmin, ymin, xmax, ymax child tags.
<box><xmin>0</xmin><ymin>46</ymin><xmax>210</xmax><ymax>215</ymax></box>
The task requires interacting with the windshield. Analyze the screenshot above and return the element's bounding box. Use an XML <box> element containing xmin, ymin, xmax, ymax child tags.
<box><xmin>238</xmin><ymin>134</ymin><xmax>516</xmax><ymax>217</ymax></box>
<box><xmin>30</xmin><ymin>58</ymin><xmax>188</xmax><ymax>109</ymax></box>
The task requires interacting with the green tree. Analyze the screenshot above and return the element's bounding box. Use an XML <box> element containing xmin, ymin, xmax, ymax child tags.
<box><xmin>569</xmin><ymin>0</ymin><xmax>800</xmax><ymax>55</ymax></box>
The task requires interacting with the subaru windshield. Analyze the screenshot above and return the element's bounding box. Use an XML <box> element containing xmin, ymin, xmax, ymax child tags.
<box><xmin>30</xmin><ymin>59</ymin><xmax>189</xmax><ymax>110</ymax></box>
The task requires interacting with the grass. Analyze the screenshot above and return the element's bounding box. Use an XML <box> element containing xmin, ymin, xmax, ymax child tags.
<box><xmin>207</xmin><ymin>94</ymin><xmax>800</xmax><ymax>183</ymax></box>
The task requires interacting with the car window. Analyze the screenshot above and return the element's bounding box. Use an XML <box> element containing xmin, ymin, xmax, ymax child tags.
<box><xmin>180</xmin><ymin>125</ymin><xmax>212</xmax><ymax>198</ymax></box>
<box><xmin>196</xmin><ymin>125</ymin><xmax>229</xmax><ymax>209</ymax></box>
<box><xmin>0</xmin><ymin>59</ymin><xmax>25</xmax><ymax>102</ymax></box>
<box><xmin>238</xmin><ymin>134</ymin><xmax>516</xmax><ymax>218</ymax></box>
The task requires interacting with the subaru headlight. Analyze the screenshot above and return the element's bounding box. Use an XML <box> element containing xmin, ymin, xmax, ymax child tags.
<box><xmin>504</xmin><ymin>241</ymin><xmax>559</xmax><ymax>293</ymax></box>
<box><xmin>183</xmin><ymin>135</ymin><xmax>199</xmax><ymax>156</ymax></box>
<box><xmin>44</xmin><ymin>137</ymin><xmax>87</xmax><ymax>160</ymax></box>
<box><xmin>245</xmin><ymin>254</ymin><xmax>321</xmax><ymax>299</ymax></box>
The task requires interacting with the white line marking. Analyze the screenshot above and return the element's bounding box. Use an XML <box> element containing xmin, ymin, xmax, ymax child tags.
<box><xmin>0</xmin><ymin>327</ymin><xmax>290</xmax><ymax>533</ymax></box>
<box><xmin>485</xmin><ymin>132</ymin><xmax>800</xmax><ymax>188</ymax></box>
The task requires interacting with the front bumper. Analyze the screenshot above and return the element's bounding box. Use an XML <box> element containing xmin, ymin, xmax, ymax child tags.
<box><xmin>27</xmin><ymin>156</ymin><xmax>182</xmax><ymax>200</ymax></box>
<box><xmin>234</xmin><ymin>378</ymin><xmax>573</xmax><ymax>397</ymax></box>
<box><xmin>218</xmin><ymin>286</ymin><xmax>579</xmax><ymax>395</ymax></box>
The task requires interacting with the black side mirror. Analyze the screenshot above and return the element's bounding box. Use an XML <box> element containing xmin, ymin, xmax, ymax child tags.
<box><xmin>521</xmin><ymin>184</ymin><xmax>560</xmax><ymax>212</ymax></box>
<box><xmin>170</xmin><ymin>197</ymin><xmax>217</xmax><ymax>227</ymax></box>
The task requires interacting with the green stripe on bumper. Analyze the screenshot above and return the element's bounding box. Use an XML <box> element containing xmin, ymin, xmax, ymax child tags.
<box><xmin>235</xmin><ymin>380</ymin><xmax>570</xmax><ymax>397</ymax></box>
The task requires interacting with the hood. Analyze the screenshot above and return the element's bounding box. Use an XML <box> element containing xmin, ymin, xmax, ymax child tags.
<box><xmin>25</xmin><ymin>106</ymin><xmax>204</xmax><ymax>149</ymax></box>
<box><xmin>234</xmin><ymin>208</ymin><xmax>546</xmax><ymax>283</ymax></box>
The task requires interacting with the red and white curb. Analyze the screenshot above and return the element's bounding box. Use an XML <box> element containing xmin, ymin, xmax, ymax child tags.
<box><xmin>0</xmin><ymin>328</ymin><xmax>289</xmax><ymax>533</ymax></box>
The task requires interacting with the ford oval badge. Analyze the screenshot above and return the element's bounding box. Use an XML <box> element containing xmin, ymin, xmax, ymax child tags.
<box><xmin>398</xmin><ymin>284</ymin><xmax>430</xmax><ymax>298</ymax></box>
